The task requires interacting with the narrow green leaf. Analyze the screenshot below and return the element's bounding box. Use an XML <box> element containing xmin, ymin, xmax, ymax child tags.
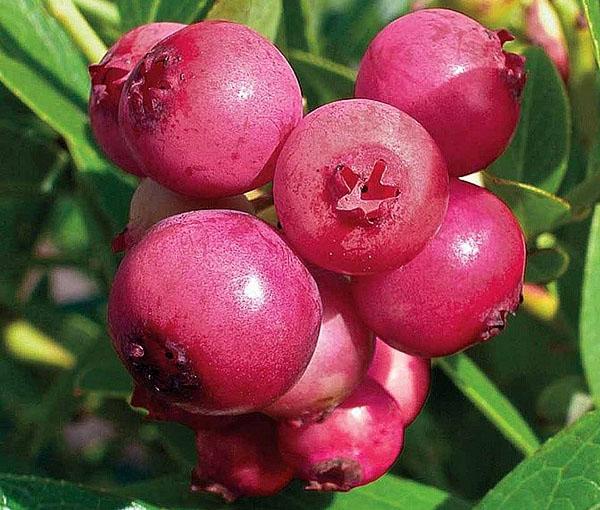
<box><xmin>525</xmin><ymin>246</ymin><xmax>570</xmax><ymax>283</ymax></box>
<box><xmin>580</xmin><ymin>205</ymin><xmax>600</xmax><ymax>407</ymax></box>
<box><xmin>483</xmin><ymin>173</ymin><xmax>572</xmax><ymax>238</ymax></box>
<box><xmin>76</xmin><ymin>362</ymin><xmax>132</xmax><ymax>399</ymax></box>
<box><xmin>282</xmin><ymin>0</ymin><xmax>319</xmax><ymax>54</ymax></box>
<box><xmin>582</xmin><ymin>0</ymin><xmax>600</xmax><ymax>68</ymax></box>
<box><xmin>565</xmin><ymin>173</ymin><xmax>600</xmax><ymax>220</ymax></box>
<box><xmin>489</xmin><ymin>47</ymin><xmax>571</xmax><ymax>193</ymax></box>
<box><xmin>477</xmin><ymin>410</ymin><xmax>600</xmax><ymax>509</ymax></box>
<box><xmin>438</xmin><ymin>354</ymin><xmax>541</xmax><ymax>457</ymax></box>
<box><xmin>206</xmin><ymin>0</ymin><xmax>283</xmax><ymax>41</ymax></box>
<box><xmin>287</xmin><ymin>49</ymin><xmax>355</xmax><ymax>108</ymax></box>
<box><xmin>0</xmin><ymin>474</ymin><xmax>159</xmax><ymax>510</ymax></box>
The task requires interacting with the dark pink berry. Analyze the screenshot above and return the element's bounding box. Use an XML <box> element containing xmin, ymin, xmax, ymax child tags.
<box><xmin>355</xmin><ymin>9</ymin><xmax>526</xmax><ymax>176</ymax></box>
<box><xmin>264</xmin><ymin>269</ymin><xmax>373</xmax><ymax>424</ymax></box>
<box><xmin>367</xmin><ymin>339</ymin><xmax>430</xmax><ymax>425</ymax></box>
<box><xmin>273</xmin><ymin>99</ymin><xmax>449</xmax><ymax>275</ymax></box>
<box><xmin>89</xmin><ymin>22</ymin><xmax>184</xmax><ymax>176</ymax></box>
<box><xmin>112</xmin><ymin>178</ymin><xmax>254</xmax><ymax>251</ymax></box>
<box><xmin>108</xmin><ymin>210</ymin><xmax>322</xmax><ymax>415</ymax></box>
<box><xmin>119</xmin><ymin>20</ymin><xmax>303</xmax><ymax>198</ymax></box>
<box><xmin>192</xmin><ymin>414</ymin><xmax>293</xmax><ymax>502</ymax></box>
<box><xmin>352</xmin><ymin>180</ymin><xmax>526</xmax><ymax>358</ymax></box>
<box><xmin>278</xmin><ymin>378</ymin><xmax>405</xmax><ymax>491</ymax></box>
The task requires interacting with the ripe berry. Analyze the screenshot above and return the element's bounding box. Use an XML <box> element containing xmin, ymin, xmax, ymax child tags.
<box><xmin>273</xmin><ymin>99</ymin><xmax>449</xmax><ymax>275</ymax></box>
<box><xmin>89</xmin><ymin>22</ymin><xmax>184</xmax><ymax>176</ymax></box>
<box><xmin>264</xmin><ymin>269</ymin><xmax>373</xmax><ymax>424</ymax></box>
<box><xmin>108</xmin><ymin>210</ymin><xmax>322</xmax><ymax>414</ymax></box>
<box><xmin>352</xmin><ymin>180</ymin><xmax>526</xmax><ymax>358</ymax></box>
<box><xmin>119</xmin><ymin>20</ymin><xmax>303</xmax><ymax>198</ymax></box>
<box><xmin>355</xmin><ymin>9</ymin><xmax>526</xmax><ymax>176</ymax></box>
<box><xmin>367</xmin><ymin>339</ymin><xmax>430</xmax><ymax>425</ymax></box>
<box><xmin>192</xmin><ymin>414</ymin><xmax>293</xmax><ymax>502</ymax></box>
<box><xmin>112</xmin><ymin>178</ymin><xmax>253</xmax><ymax>251</ymax></box>
<box><xmin>278</xmin><ymin>378</ymin><xmax>404</xmax><ymax>491</ymax></box>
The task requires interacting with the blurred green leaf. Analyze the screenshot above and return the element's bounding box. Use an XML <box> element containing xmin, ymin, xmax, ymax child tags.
<box><xmin>536</xmin><ymin>375</ymin><xmax>587</xmax><ymax>433</ymax></box>
<box><xmin>0</xmin><ymin>0</ymin><xmax>135</xmax><ymax>234</ymax></box>
<box><xmin>0</xmin><ymin>359</ymin><xmax>40</xmax><ymax>425</ymax></box>
<box><xmin>438</xmin><ymin>354</ymin><xmax>541</xmax><ymax>457</ymax></box>
<box><xmin>120</xmin><ymin>473</ymin><xmax>470</xmax><ymax>510</ymax></box>
<box><xmin>489</xmin><ymin>47</ymin><xmax>570</xmax><ymax>193</ymax></box>
<box><xmin>525</xmin><ymin>246</ymin><xmax>570</xmax><ymax>283</ymax></box>
<box><xmin>117</xmin><ymin>0</ymin><xmax>159</xmax><ymax>30</ymax></box>
<box><xmin>483</xmin><ymin>173</ymin><xmax>572</xmax><ymax>237</ymax></box>
<box><xmin>580</xmin><ymin>205</ymin><xmax>600</xmax><ymax>407</ymax></box>
<box><xmin>582</xmin><ymin>0</ymin><xmax>600</xmax><ymax>67</ymax></box>
<box><xmin>477</xmin><ymin>410</ymin><xmax>600</xmax><ymax>509</ymax></box>
<box><xmin>76</xmin><ymin>362</ymin><xmax>132</xmax><ymax>399</ymax></box>
<box><xmin>282</xmin><ymin>0</ymin><xmax>320</xmax><ymax>53</ymax></box>
<box><xmin>0</xmin><ymin>474</ymin><xmax>159</xmax><ymax>510</ymax></box>
<box><xmin>287</xmin><ymin>49</ymin><xmax>355</xmax><ymax>108</ymax></box>
<box><xmin>156</xmin><ymin>0</ymin><xmax>212</xmax><ymax>23</ymax></box>
<box><xmin>155</xmin><ymin>422</ymin><xmax>197</xmax><ymax>468</ymax></box>
<box><xmin>206</xmin><ymin>0</ymin><xmax>282</xmax><ymax>41</ymax></box>
<box><xmin>4</xmin><ymin>320</ymin><xmax>75</xmax><ymax>369</ymax></box>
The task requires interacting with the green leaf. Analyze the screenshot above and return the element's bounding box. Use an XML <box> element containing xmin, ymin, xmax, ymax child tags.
<box><xmin>525</xmin><ymin>246</ymin><xmax>570</xmax><ymax>283</ymax></box>
<box><xmin>282</xmin><ymin>0</ymin><xmax>320</xmax><ymax>54</ymax></box>
<box><xmin>483</xmin><ymin>173</ymin><xmax>572</xmax><ymax>238</ymax></box>
<box><xmin>206</xmin><ymin>0</ymin><xmax>283</xmax><ymax>41</ymax></box>
<box><xmin>120</xmin><ymin>474</ymin><xmax>470</xmax><ymax>510</ymax></box>
<box><xmin>438</xmin><ymin>354</ymin><xmax>541</xmax><ymax>457</ymax></box>
<box><xmin>488</xmin><ymin>47</ymin><xmax>571</xmax><ymax>193</ymax></box>
<box><xmin>580</xmin><ymin>205</ymin><xmax>600</xmax><ymax>407</ymax></box>
<box><xmin>477</xmin><ymin>409</ymin><xmax>600</xmax><ymax>509</ymax></box>
<box><xmin>76</xmin><ymin>362</ymin><xmax>132</xmax><ymax>399</ymax></box>
<box><xmin>0</xmin><ymin>474</ymin><xmax>159</xmax><ymax>510</ymax></box>
<box><xmin>565</xmin><ymin>172</ymin><xmax>600</xmax><ymax>220</ymax></box>
<box><xmin>287</xmin><ymin>49</ymin><xmax>356</xmax><ymax>108</ymax></box>
<box><xmin>155</xmin><ymin>0</ymin><xmax>212</xmax><ymax>23</ymax></box>
<box><xmin>117</xmin><ymin>0</ymin><xmax>160</xmax><ymax>30</ymax></box>
<box><xmin>582</xmin><ymin>0</ymin><xmax>600</xmax><ymax>68</ymax></box>
<box><xmin>0</xmin><ymin>359</ymin><xmax>40</xmax><ymax>425</ymax></box>
<box><xmin>0</xmin><ymin>0</ymin><xmax>135</xmax><ymax>233</ymax></box>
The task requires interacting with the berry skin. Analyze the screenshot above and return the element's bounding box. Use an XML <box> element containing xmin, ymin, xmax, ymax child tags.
<box><xmin>273</xmin><ymin>99</ymin><xmax>449</xmax><ymax>275</ymax></box>
<box><xmin>264</xmin><ymin>269</ymin><xmax>374</xmax><ymax>424</ymax></box>
<box><xmin>89</xmin><ymin>22</ymin><xmax>184</xmax><ymax>176</ymax></box>
<box><xmin>112</xmin><ymin>178</ymin><xmax>254</xmax><ymax>251</ymax></box>
<box><xmin>192</xmin><ymin>414</ymin><xmax>294</xmax><ymax>502</ymax></box>
<box><xmin>355</xmin><ymin>9</ymin><xmax>526</xmax><ymax>176</ymax></box>
<box><xmin>119</xmin><ymin>20</ymin><xmax>303</xmax><ymax>198</ymax></box>
<box><xmin>278</xmin><ymin>378</ymin><xmax>405</xmax><ymax>491</ymax></box>
<box><xmin>108</xmin><ymin>210</ymin><xmax>322</xmax><ymax>415</ymax></box>
<box><xmin>352</xmin><ymin>179</ymin><xmax>526</xmax><ymax>358</ymax></box>
<box><xmin>367</xmin><ymin>339</ymin><xmax>430</xmax><ymax>425</ymax></box>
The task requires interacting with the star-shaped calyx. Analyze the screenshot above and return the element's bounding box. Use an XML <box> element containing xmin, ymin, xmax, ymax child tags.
<box><xmin>334</xmin><ymin>159</ymin><xmax>400</xmax><ymax>223</ymax></box>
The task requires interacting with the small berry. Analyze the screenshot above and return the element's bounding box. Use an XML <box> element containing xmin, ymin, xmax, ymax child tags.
<box><xmin>278</xmin><ymin>378</ymin><xmax>405</xmax><ymax>491</ymax></box>
<box><xmin>119</xmin><ymin>20</ymin><xmax>303</xmax><ymax>198</ymax></box>
<box><xmin>264</xmin><ymin>269</ymin><xmax>373</xmax><ymax>424</ymax></box>
<box><xmin>367</xmin><ymin>339</ymin><xmax>430</xmax><ymax>425</ymax></box>
<box><xmin>352</xmin><ymin>180</ymin><xmax>526</xmax><ymax>357</ymax></box>
<box><xmin>192</xmin><ymin>414</ymin><xmax>293</xmax><ymax>502</ymax></box>
<box><xmin>108</xmin><ymin>210</ymin><xmax>322</xmax><ymax>414</ymax></box>
<box><xmin>273</xmin><ymin>99</ymin><xmax>448</xmax><ymax>275</ymax></box>
<box><xmin>112</xmin><ymin>178</ymin><xmax>254</xmax><ymax>251</ymax></box>
<box><xmin>89</xmin><ymin>22</ymin><xmax>184</xmax><ymax>176</ymax></box>
<box><xmin>355</xmin><ymin>9</ymin><xmax>526</xmax><ymax>176</ymax></box>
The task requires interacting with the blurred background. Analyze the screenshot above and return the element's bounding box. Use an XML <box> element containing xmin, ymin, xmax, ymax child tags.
<box><xmin>1</xmin><ymin>0</ymin><xmax>599</xmax><ymax>506</ymax></box>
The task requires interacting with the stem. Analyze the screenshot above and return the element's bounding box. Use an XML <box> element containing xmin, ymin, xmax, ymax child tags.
<box><xmin>73</xmin><ymin>0</ymin><xmax>120</xmax><ymax>27</ymax></box>
<box><xmin>44</xmin><ymin>0</ymin><xmax>107</xmax><ymax>63</ymax></box>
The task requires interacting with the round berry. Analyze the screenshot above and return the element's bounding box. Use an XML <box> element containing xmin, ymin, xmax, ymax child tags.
<box><xmin>264</xmin><ymin>269</ymin><xmax>373</xmax><ymax>424</ymax></box>
<box><xmin>108</xmin><ymin>210</ymin><xmax>322</xmax><ymax>414</ymax></box>
<box><xmin>119</xmin><ymin>20</ymin><xmax>303</xmax><ymax>198</ymax></box>
<box><xmin>352</xmin><ymin>179</ymin><xmax>526</xmax><ymax>357</ymax></box>
<box><xmin>273</xmin><ymin>99</ymin><xmax>449</xmax><ymax>275</ymax></box>
<box><xmin>89</xmin><ymin>22</ymin><xmax>184</xmax><ymax>176</ymax></box>
<box><xmin>355</xmin><ymin>9</ymin><xmax>526</xmax><ymax>176</ymax></box>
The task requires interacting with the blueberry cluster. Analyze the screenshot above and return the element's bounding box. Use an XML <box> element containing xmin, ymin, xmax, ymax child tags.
<box><xmin>90</xmin><ymin>8</ymin><xmax>527</xmax><ymax>502</ymax></box>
